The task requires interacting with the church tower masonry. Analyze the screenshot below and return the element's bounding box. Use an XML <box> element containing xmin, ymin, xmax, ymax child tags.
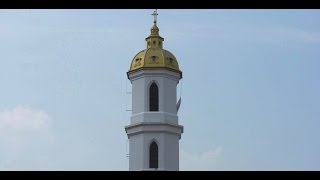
<box><xmin>125</xmin><ymin>10</ymin><xmax>183</xmax><ymax>171</ymax></box>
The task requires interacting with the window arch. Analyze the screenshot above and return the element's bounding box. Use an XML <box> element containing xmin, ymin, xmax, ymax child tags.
<box><xmin>149</xmin><ymin>141</ymin><xmax>158</xmax><ymax>169</ymax></box>
<box><xmin>149</xmin><ymin>82</ymin><xmax>159</xmax><ymax>111</ymax></box>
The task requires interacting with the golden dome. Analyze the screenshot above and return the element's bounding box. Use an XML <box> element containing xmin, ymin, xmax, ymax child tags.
<box><xmin>130</xmin><ymin>48</ymin><xmax>180</xmax><ymax>73</ymax></box>
<box><xmin>128</xmin><ymin>10</ymin><xmax>182</xmax><ymax>77</ymax></box>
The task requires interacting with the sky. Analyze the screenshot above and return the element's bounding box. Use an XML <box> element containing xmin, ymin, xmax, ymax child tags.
<box><xmin>0</xmin><ymin>9</ymin><xmax>320</xmax><ymax>171</ymax></box>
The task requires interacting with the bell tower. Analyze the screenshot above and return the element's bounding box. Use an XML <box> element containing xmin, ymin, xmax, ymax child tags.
<box><xmin>125</xmin><ymin>10</ymin><xmax>183</xmax><ymax>171</ymax></box>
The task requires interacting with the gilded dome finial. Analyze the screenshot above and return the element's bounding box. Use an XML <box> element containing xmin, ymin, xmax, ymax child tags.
<box><xmin>146</xmin><ymin>9</ymin><xmax>163</xmax><ymax>49</ymax></box>
<box><xmin>152</xmin><ymin>9</ymin><xmax>158</xmax><ymax>25</ymax></box>
<box><xmin>128</xmin><ymin>10</ymin><xmax>182</xmax><ymax>77</ymax></box>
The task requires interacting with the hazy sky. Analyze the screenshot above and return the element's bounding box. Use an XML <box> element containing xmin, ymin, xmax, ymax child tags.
<box><xmin>0</xmin><ymin>9</ymin><xmax>319</xmax><ymax>171</ymax></box>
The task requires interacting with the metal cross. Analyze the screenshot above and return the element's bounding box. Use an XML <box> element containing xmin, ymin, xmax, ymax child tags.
<box><xmin>152</xmin><ymin>9</ymin><xmax>158</xmax><ymax>24</ymax></box>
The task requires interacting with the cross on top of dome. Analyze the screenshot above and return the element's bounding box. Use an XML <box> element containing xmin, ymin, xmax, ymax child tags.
<box><xmin>152</xmin><ymin>9</ymin><xmax>158</xmax><ymax>25</ymax></box>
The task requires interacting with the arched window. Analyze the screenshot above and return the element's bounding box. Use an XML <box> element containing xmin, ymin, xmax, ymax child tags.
<box><xmin>149</xmin><ymin>141</ymin><xmax>158</xmax><ymax>169</ymax></box>
<box><xmin>149</xmin><ymin>83</ymin><xmax>159</xmax><ymax>111</ymax></box>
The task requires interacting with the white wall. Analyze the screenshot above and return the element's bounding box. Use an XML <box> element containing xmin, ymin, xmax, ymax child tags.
<box><xmin>126</xmin><ymin>69</ymin><xmax>183</xmax><ymax>171</ymax></box>
<box><xmin>127</xmin><ymin>126</ymin><xmax>182</xmax><ymax>171</ymax></box>
<box><xmin>129</xmin><ymin>69</ymin><xmax>181</xmax><ymax>125</ymax></box>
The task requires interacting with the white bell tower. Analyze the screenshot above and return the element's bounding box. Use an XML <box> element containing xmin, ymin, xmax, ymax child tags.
<box><xmin>125</xmin><ymin>10</ymin><xmax>183</xmax><ymax>171</ymax></box>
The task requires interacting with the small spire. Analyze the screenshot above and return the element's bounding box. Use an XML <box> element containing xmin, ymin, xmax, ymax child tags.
<box><xmin>146</xmin><ymin>9</ymin><xmax>163</xmax><ymax>49</ymax></box>
<box><xmin>151</xmin><ymin>9</ymin><xmax>158</xmax><ymax>25</ymax></box>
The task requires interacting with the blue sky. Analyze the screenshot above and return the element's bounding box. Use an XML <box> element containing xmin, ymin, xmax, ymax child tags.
<box><xmin>0</xmin><ymin>9</ymin><xmax>319</xmax><ymax>170</ymax></box>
